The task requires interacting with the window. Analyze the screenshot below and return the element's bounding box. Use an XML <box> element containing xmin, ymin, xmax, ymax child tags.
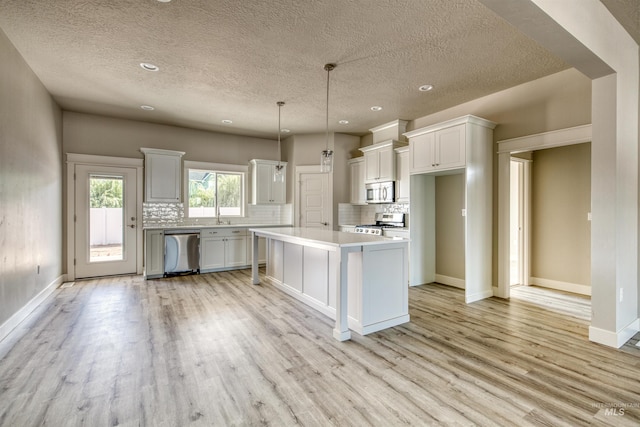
<box><xmin>185</xmin><ymin>162</ymin><xmax>246</xmax><ymax>218</ymax></box>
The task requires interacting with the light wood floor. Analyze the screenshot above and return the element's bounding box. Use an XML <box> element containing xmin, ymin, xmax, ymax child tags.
<box><xmin>1</xmin><ymin>271</ymin><xmax>639</xmax><ymax>426</ymax></box>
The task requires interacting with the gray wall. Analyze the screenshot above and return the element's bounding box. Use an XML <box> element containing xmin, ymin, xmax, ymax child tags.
<box><xmin>435</xmin><ymin>174</ymin><xmax>465</xmax><ymax>279</ymax></box>
<box><xmin>531</xmin><ymin>143</ymin><xmax>591</xmax><ymax>285</ymax></box>
<box><xmin>63</xmin><ymin>111</ymin><xmax>278</xmax><ymax>163</ymax></box>
<box><xmin>0</xmin><ymin>28</ymin><xmax>63</xmax><ymax>326</ymax></box>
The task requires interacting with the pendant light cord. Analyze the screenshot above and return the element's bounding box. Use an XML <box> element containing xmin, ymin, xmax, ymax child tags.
<box><xmin>324</xmin><ymin>63</ymin><xmax>335</xmax><ymax>154</ymax></box>
<box><xmin>277</xmin><ymin>101</ymin><xmax>284</xmax><ymax>170</ymax></box>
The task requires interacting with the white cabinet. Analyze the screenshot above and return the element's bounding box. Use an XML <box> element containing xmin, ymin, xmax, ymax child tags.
<box><xmin>249</xmin><ymin>159</ymin><xmax>287</xmax><ymax>204</ymax></box>
<box><xmin>360</xmin><ymin>141</ymin><xmax>402</xmax><ymax>183</ymax></box>
<box><xmin>404</xmin><ymin>115</ymin><xmax>496</xmax><ymax>304</ymax></box>
<box><xmin>395</xmin><ymin>147</ymin><xmax>410</xmax><ymax>203</ymax></box>
<box><xmin>348</xmin><ymin>157</ymin><xmax>366</xmax><ymax>205</ymax></box>
<box><xmin>140</xmin><ymin>148</ymin><xmax>184</xmax><ymax>202</ymax></box>
<box><xmin>407</xmin><ymin>123</ymin><xmax>466</xmax><ymax>174</ymax></box>
<box><xmin>200</xmin><ymin>228</ymin><xmax>247</xmax><ymax>271</ymax></box>
<box><xmin>144</xmin><ymin>229</ymin><xmax>164</xmax><ymax>278</ymax></box>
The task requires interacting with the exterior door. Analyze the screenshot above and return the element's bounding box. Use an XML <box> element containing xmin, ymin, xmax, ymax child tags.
<box><xmin>299</xmin><ymin>172</ymin><xmax>330</xmax><ymax>229</ymax></box>
<box><xmin>74</xmin><ymin>164</ymin><xmax>138</xmax><ymax>278</ymax></box>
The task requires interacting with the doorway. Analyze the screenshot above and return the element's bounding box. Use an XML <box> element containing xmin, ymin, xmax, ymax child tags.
<box><xmin>67</xmin><ymin>154</ymin><xmax>143</xmax><ymax>280</ymax></box>
<box><xmin>295</xmin><ymin>166</ymin><xmax>332</xmax><ymax>229</ymax></box>
<box><xmin>509</xmin><ymin>158</ymin><xmax>530</xmax><ymax>287</ymax></box>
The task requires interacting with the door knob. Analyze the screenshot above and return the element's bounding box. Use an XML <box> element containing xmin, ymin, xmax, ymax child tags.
<box><xmin>128</xmin><ymin>224</ymin><xmax>136</xmax><ymax>229</ymax></box>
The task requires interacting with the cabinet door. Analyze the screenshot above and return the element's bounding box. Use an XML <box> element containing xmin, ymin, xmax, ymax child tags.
<box><xmin>396</xmin><ymin>151</ymin><xmax>410</xmax><ymax>203</ymax></box>
<box><xmin>364</xmin><ymin>150</ymin><xmax>380</xmax><ymax>183</ymax></box>
<box><xmin>200</xmin><ymin>237</ymin><xmax>225</xmax><ymax>270</ymax></box>
<box><xmin>350</xmin><ymin>160</ymin><xmax>366</xmax><ymax>205</ymax></box>
<box><xmin>409</xmin><ymin>133</ymin><xmax>436</xmax><ymax>174</ymax></box>
<box><xmin>225</xmin><ymin>236</ymin><xmax>247</xmax><ymax>267</ymax></box>
<box><xmin>377</xmin><ymin>146</ymin><xmax>395</xmax><ymax>181</ymax></box>
<box><xmin>435</xmin><ymin>124</ymin><xmax>466</xmax><ymax>170</ymax></box>
<box><xmin>270</xmin><ymin>165</ymin><xmax>286</xmax><ymax>204</ymax></box>
<box><xmin>145</xmin><ymin>153</ymin><xmax>181</xmax><ymax>202</ymax></box>
<box><xmin>255</xmin><ymin>163</ymin><xmax>274</xmax><ymax>204</ymax></box>
<box><xmin>145</xmin><ymin>230</ymin><xmax>164</xmax><ymax>277</ymax></box>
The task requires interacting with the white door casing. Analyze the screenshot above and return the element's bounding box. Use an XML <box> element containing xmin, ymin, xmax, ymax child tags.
<box><xmin>66</xmin><ymin>154</ymin><xmax>143</xmax><ymax>281</ymax></box>
<box><xmin>295</xmin><ymin>166</ymin><xmax>333</xmax><ymax>229</ymax></box>
<box><xmin>299</xmin><ymin>172</ymin><xmax>330</xmax><ymax>229</ymax></box>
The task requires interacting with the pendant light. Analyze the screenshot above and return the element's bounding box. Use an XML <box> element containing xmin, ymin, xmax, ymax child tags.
<box><xmin>320</xmin><ymin>63</ymin><xmax>336</xmax><ymax>173</ymax></box>
<box><xmin>274</xmin><ymin>101</ymin><xmax>285</xmax><ymax>182</ymax></box>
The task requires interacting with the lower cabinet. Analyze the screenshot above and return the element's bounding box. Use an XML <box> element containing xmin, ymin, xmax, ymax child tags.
<box><xmin>201</xmin><ymin>228</ymin><xmax>247</xmax><ymax>272</ymax></box>
<box><xmin>144</xmin><ymin>229</ymin><xmax>165</xmax><ymax>278</ymax></box>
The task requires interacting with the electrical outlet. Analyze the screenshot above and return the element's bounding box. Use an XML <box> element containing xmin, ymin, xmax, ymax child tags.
<box><xmin>587</xmin><ymin>212</ymin><xmax>592</xmax><ymax>221</ymax></box>
<box><xmin>461</xmin><ymin>209</ymin><xmax>466</xmax><ymax>217</ymax></box>
<box><xmin>620</xmin><ymin>288</ymin><xmax>624</xmax><ymax>302</ymax></box>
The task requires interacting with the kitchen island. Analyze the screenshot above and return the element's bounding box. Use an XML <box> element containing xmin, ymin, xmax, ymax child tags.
<box><xmin>250</xmin><ymin>227</ymin><xmax>409</xmax><ymax>341</ymax></box>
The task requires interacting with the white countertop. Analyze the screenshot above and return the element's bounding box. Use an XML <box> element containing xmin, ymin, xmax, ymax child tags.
<box><xmin>144</xmin><ymin>223</ymin><xmax>291</xmax><ymax>231</ymax></box>
<box><xmin>250</xmin><ymin>227</ymin><xmax>406</xmax><ymax>248</ymax></box>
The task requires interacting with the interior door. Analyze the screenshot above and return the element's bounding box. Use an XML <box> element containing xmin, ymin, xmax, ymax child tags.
<box><xmin>74</xmin><ymin>164</ymin><xmax>138</xmax><ymax>278</ymax></box>
<box><xmin>299</xmin><ymin>173</ymin><xmax>330</xmax><ymax>229</ymax></box>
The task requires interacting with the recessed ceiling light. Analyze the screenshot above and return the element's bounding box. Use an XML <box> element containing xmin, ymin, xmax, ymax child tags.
<box><xmin>222</xmin><ymin>119</ymin><xmax>233</xmax><ymax>124</ymax></box>
<box><xmin>419</xmin><ymin>84</ymin><xmax>434</xmax><ymax>92</ymax></box>
<box><xmin>371</xmin><ymin>106</ymin><xmax>383</xmax><ymax>111</ymax></box>
<box><xmin>140</xmin><ymin>105</ymin><xmax>155</xmax><ymax>110</ymax></box>
<box><xmin>140</xmin><ymin>62</ymin><xmax>159</xmax><ymax>72</ymax></box>
<box><xmin>281</xmin><ymin>128</ymin><xmax>290</xmax><ymax>133</ymax></box>
<box><xmin>338</xmin><ymin>120</ymin><xmax>349</xmax><ymax>125</ymax></box>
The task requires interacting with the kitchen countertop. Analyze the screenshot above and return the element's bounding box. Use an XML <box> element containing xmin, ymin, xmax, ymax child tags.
<box><xmin>250</xmin><ymin>227</ymin><xmax>401</xmax><ymax>248</ymax></box>
<box><xmin>144</xmin><ymin>223</ymin><xmax>292</xmax><ymax>231</ymax></box>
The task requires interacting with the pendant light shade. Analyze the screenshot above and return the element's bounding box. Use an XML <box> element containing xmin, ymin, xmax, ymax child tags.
<box><xmin>274</xmin><ymin>101</ymin><xmax>285</xmax><ymax>182</ymax></box>
<box><xmin>320</xmin><ymin>63</ymin><xmax>336</xmax><ymax>173</ymax></box>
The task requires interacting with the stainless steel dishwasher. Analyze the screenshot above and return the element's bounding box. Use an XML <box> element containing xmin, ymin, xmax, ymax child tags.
<box><xmin>164</xmin><ymin>229</ymin><xmax>200</xmax><ymax>276</ymax></box>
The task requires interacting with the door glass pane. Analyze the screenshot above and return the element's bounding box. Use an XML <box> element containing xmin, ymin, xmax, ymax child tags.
<box><xmin>89</xmin><ymin>175</ymin><xmax>124</xmax><ymax>262</ymax></box>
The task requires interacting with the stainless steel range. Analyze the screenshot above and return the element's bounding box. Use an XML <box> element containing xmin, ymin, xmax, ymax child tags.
<box><xmin>355</xmin><ymin>213</ymin><xmax>405</xmax><ymax>235</ymax></box>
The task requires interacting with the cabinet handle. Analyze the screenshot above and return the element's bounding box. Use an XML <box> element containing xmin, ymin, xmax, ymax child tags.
<box><xmin>232</xmin><ymin>230</ymin><xmax>240</xmax><ymax>233</ymax></box>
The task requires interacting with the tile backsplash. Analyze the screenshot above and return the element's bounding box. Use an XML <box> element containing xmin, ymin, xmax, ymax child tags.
<box><xmin>143</xmin><ymin>202</ymin><xmax>293</xmax><ymax>227</ymax></box>
<box><xmin>338</xmin><ymin>202</ymin><xmax>409</xmax><ymax>226</ymax></box>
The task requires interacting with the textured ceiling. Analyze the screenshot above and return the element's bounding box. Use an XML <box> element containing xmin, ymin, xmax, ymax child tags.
<box><xmin>0</xmin><ymin>0</ymin><xmax>634</xmax><ymax>139</ymax></box>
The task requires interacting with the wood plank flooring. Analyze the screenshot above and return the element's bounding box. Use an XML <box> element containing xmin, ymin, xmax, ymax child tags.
<box><xmin>1</xmin><ymin>270</ymin><xmax>639</xmax><ymax>426</ymax></box>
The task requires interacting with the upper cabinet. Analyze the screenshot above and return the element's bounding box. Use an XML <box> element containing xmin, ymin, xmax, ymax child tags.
<box><xmin>395</xmin><ymin>147</ymin><xmax>410</xmax><ymax>203</ymax></box>
<box><xmin>249</xmin><ymin>159</ymin><xmax>287</xmax><ymax>204</ymax></box>
<box><xmin>348</xmin><ymin>157</ymin><xmax>366</xmax><ymax>205</ymax></box>
<box><xmin>140</xmin><ymin>148</ymin><xmax>184</xmax><ymax>202</ymax></box>
<box><xmin>359</xmin><ymin>140</ymin><xmax>407</xmax><ymax>184</ymax></box>
<box><xmin>361</xmin><ymin>119</ymin><xmax>408</xmax><ymax>184</ymax></box>
<box><xmin>407</xmin><ymin>123</ymin><xmax>466</xmax><ymax>174</ymax></box>
<box><xmin>404</xmin><ymin>116</ymin><xmax>494</xmax><ymax>175</ymax></box>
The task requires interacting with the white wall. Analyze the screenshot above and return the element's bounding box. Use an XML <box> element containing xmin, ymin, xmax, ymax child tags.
<box><xmin>0</xmin><ymin>28</ymin><xmax>63</xmax><ymax>327</ymax></box>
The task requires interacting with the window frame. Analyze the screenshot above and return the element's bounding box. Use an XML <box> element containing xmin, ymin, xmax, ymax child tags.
<box><xmin>183</xmin><ymin>161</ymin><xmax>248</xmax><ymax>218</ymax></box>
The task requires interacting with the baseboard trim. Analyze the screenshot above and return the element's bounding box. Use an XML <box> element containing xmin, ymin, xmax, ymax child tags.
<box><xmin>0</xmin><ymin>274</ymin><xmax>64</xmax><ymax>343</ymax></box>
<box><xmin>466</xmin><ymin>289</ymin><xmax>495</xmax><ymax>304</ymax></box>
<box><xmin>529</xmin><ymin>277</ymin><xmax>591</xmax><ymax>296</ymax></box>
<box><xmin>589</xmin><ymin>318</ymin><xmax>640</xmax><ymax>348</ymax></box>
<box><xmin>435</xmin><ymin>274</ymin><xmax>465</xmax><ymax>289</ymax></box>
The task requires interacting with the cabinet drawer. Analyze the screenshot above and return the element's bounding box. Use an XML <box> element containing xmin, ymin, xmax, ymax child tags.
<box><xmin>201</xmin><ymin>228</ymin><xmax>247</xmax><ymax>237</ymax></box>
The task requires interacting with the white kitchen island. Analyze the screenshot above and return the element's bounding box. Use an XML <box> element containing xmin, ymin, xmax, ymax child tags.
<box><xmin>250</xmin><ymin>227</ymin><xmax>409</xmax><ymax>341</ymax></box>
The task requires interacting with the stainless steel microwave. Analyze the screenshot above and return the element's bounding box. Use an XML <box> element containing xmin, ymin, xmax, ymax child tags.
<box><xmin>365</xmin><ymin>181</ymin><xmax>395</xmax><ymax>204</ymax></box>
